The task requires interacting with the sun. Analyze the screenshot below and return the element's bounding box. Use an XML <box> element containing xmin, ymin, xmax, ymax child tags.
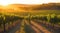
<box><xmin>0</xmin><ymin>3</ymin><xmax>9</xmax><ymax>6</ymax></box>
<box><xmin>0</xmin><ymin>0</ymin><xmax>11</xmax><ymax>6</ymax></box>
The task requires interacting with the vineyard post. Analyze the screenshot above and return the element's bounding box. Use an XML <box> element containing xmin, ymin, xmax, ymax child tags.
<box><xmin>47</xmin><ymin>14</ymin><xmax>51</xmax><ymax>29</ymax></box>
<box><xmin>29</xmin><ymin>13</ymin><xmax>31</xmax><ymax>25</ymax></box>
<box><xmin>3</xmin><ymin>16</ymin><xmax>6</xmax><ymax>33</ymax></box>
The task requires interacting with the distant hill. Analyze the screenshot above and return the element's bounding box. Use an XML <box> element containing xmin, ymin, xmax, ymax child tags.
<box><xmin>0</xmin><ymin>3</ymin><xmax>60</xmax><ymax>13</ymax></box>
<box><xmin>31</xmin><ymin>3</ymin><xmax>60</xmax><ymax>10</ymax></box>
<box><xmin>9</xmin><ymin>3</ymin><xmax>60</xmax><ymax>11</ymax></box>
<box><xmin>0</xmin><ymin>4</ymin><xmax>30</xmax><ymax>12</ymax></box>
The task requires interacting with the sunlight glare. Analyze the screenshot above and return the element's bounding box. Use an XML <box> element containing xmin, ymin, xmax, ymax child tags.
<box><xmin>0</xmin><ymin>0</ymin><xmax>60</xmax><ymax>6</ymax></box>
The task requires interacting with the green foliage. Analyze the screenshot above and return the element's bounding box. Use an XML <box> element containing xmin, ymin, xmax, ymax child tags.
<box><xmin>50</xmin><ymin>16</ymin><xmax>58</xmax><ymax>24</ymax></box>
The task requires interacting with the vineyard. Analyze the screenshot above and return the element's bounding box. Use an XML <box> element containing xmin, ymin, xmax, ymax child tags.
<box><xmin>0</xmin><ymin>11</ymin><xmax>60</xmax><ymax>33</ymax></box>
<box><xmin>0</xmin><ymin>13</ymin><xmax>24</xmax><ymax>33</ymax></box>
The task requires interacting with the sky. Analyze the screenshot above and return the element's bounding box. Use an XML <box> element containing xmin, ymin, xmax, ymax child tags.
<box><xmin>0</xmin><ymin>0</ymin><xmax>60</xmax><ymax>5</ymax></box>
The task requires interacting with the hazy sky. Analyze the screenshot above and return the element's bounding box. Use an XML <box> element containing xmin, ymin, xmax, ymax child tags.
<box><xmin>0</xmin><ymin>0</ymin><xmax>60</xmax><ymax>5</ymax></box>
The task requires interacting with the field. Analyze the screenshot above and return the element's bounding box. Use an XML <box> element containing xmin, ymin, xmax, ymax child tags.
<box><xmin>0</xmin><ymin>10</ymin><xmax>60</xmax><ymax>33</ymax></box>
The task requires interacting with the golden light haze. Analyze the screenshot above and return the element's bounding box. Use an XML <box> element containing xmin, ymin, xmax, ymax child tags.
<box><xmin>0</xmin><ymin>0</ymin><xmax>60</xmax><ymax>6</ymax></box>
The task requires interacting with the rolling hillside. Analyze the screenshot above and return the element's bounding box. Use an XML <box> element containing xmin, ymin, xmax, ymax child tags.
<box><xmin>0</xmin><ymin>3</ymin><xmax>60</xmax><ymax>13</ymax></box>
